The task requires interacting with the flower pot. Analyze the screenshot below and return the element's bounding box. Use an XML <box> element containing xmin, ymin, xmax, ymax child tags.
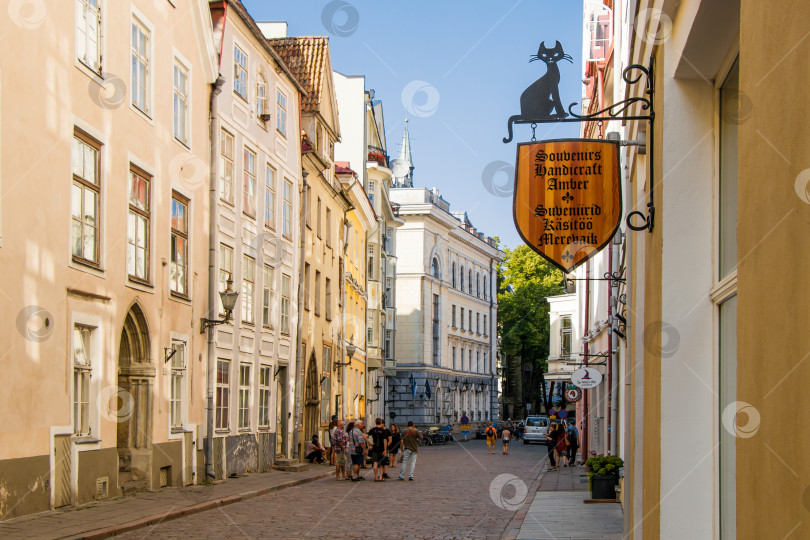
<box><xmin>591</xmin><ymin>474</ymin><xmax>617</xmax><ymax>500</ymax></box>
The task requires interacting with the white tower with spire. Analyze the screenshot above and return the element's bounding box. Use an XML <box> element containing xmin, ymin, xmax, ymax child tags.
<box><xmin>390</xmin><ymin>119</ymin><xmax>414</xmax><ymax>187</ymax></box>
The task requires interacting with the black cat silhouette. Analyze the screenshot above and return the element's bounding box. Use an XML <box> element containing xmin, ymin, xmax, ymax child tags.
<box><xmin>520</xmin><ymin>41</ymin><xmax>573</xmax><ymax>120</ymax></box>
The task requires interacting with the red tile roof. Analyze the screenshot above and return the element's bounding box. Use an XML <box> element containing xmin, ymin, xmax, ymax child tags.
<box><xmin>267</xmin><ymin>37</ymin><xmax>329</xmax><ymax>112</ymax></box>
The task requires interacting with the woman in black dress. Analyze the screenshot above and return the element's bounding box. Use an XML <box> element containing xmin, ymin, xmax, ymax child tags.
<box><xmin>545</xmin><ymin>424</ymin><xmax>559</xmax><ymax>470</ymax></box>
<box><xmin>388</xmin><ymin>424</ymin><xmax>401</xmax><ymax>467</ymax></box>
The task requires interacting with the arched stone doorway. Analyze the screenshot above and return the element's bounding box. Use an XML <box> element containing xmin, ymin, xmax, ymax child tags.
<box><xmin>117</xmin><ymin>303</ymin><xmax>155</xmax><ymax>490</ymax></box>
<box><xmin>302</xmin><ymin>351</ymin><xmax>319</xmax><ymax>460</ymax></box>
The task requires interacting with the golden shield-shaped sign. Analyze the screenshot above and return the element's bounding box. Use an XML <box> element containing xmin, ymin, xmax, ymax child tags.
<box><xmin>513</xmin><ymin>139</ymin><xmax>621</xmax><ymax>273</ymax></box>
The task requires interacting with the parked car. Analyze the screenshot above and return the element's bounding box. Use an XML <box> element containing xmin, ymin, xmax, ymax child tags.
<box><xmin>523</xmin><ymin>416</ymin><xmax>552</xmax><ymax>445</ymax></box>
<box><xmin>475</xmin><ymin>422</ymin><xmax>507</xmax><ymax>439</ymax></box>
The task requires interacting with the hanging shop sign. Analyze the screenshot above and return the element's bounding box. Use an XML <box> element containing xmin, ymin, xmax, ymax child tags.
<box><xmin>565</xmin><ymin>387</ymin><xmax>583</xmax><ymax>403</ymax></box>
<box><xmin>513</xmin><ymin>139</ymin><xmax>621</xmax><ymax>273</ymax></box>
<box><xmin>571</xmin><ymin>367</ymin><xmax>603</xmax><ymax>389</ymax></box>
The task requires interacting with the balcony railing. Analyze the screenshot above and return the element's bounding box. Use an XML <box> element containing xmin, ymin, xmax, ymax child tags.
<box><xmin>367</xmin><ymin>145</ymin><xmax>389</xmax><ymax>167</ymax></box>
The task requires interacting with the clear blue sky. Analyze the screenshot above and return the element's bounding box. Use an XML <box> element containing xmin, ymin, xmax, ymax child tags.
<box><xmin>244</xmin><ymin>0</ymin><xmax>584</xmax><ymax>250</ymax></box>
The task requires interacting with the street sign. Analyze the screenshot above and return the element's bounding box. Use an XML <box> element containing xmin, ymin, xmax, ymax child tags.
<box><xmin>558</xmin><ymin>409</ymin><xmax>568</xmax><ymax>419</ymax></box>
<box><xmin>460</xmin><ymin>415</ymin><xmax>469</xmax><ymax>425</ymax></box>
<box><xmin>548</xmin><ymin>409</ymin><xmax>556</xmax><ymax>418</ymax></box>
<box><xmin>571</xmin><ymin>367</ymin><xmax>603</xmax><ymax>389</ymax></box>
<box><xmin>513</xmin><ymin>139</ymin><xmax>622</xmax><ymax>273</ymax></box>
<box><xmin>526</xmin><ymin>403</ymin><xmax>531</xmax><ymax>411</ymax></box>
<box><xmin>461</xmin><ymin>425</ymin><xmax>470</xmax><ymax>435</ymax></box>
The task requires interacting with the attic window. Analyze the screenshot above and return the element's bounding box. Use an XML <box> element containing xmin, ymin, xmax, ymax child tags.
<box><xmin>585</xmin><ymin>1</ymin><xmax>612</xmax><ymax>61</ymax></box>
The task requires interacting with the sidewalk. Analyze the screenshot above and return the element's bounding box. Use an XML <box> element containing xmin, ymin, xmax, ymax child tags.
<box><xmin>0</xmin><ymin>464</ymin><xmax>334</xmax><ymax>540</ymax></box>
<box><xmin>504</xmin><ymin>463</ymin><xmax>623</xmax><ymax>540</ymax></box>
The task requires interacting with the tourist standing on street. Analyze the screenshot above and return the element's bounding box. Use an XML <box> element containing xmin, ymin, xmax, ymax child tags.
<box><xmin>555</xmin><ymin>424</ymin><xmax>569</xmax><ymax>467</ymax></box>
<box><xmin>566</xmin><ymin>421</ymin><xmax>579</xmax><ymax>465</ymax></box>
<box><xmin>545</xmin><ymin>423</ymin><xmax>558</xmax><ymax>470</ymax></box>
<box><xmin>328</xmin><ymin>415</ymin><xmax>338</xmax><ymax>465</ymax></box>
<box><xmin>398</xmin><ymin>421</ymin><xmax>423</xmax><ymax>481</ymax></box>
<box><xmin>368</xmin><ymin>418</ymin><xmax>390</xmax><ymax>482</ymax></box>
<box><xmin>485</xmin><ymin>422</ymin><xmax>497</xmax><ymax>454</ymax></box>
<box><xmin>501</xmin><ymin>425</ymin><xmax>511</xmax><ymax>455</ymax></box>
<box><xmin>348</xmin><ymin>421</ymin><xmax>367</xmax><ymax>481</ymax></box>
<box><xmin>388</xmin><ymin>424</ymin><xmax>401</xmax><ymax>471</ymax></box>
<box><xmin>332</xmin><ymin>420</ymin><xmax>348</xmax><ymax>480</ymax></box>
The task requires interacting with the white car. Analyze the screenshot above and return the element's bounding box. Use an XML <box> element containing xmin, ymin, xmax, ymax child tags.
<box><xmin>523</xmin><ymin>416</ymin><xmax>552</xmax><ymax>445</ymax></box>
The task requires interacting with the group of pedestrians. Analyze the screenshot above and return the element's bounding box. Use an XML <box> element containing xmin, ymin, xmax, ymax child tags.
<box><xmin>327</xmin><ymin>416</ymin><xmax>423</xmax><ymax>482</ymax></box>
<box><xmin>545</xmin><ymin>421</ymin><xmax>579</xmax><ymax>471</ymax></box>
<box><xmin>483</xmin><ymin>420</ymin><xmax>521</xmax><ymax>455</ymax></box>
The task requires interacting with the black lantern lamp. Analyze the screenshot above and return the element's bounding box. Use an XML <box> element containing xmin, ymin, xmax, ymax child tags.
<box><xmin>200</xmin><ymin>276</ymin><xmax>239</xmax><ymax>333</ymax></box>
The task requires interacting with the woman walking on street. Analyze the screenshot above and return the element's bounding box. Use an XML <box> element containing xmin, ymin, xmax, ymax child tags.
<box><xmin>556</xmin><ymin>425</ymin><xmax>569</xmax><ymax>467</ymax></box>
<box><xmin>545</xmin><ymin>423</ymin><xmax>559</xmax><ymax>470</ymax></box>
<box><xmin>501</xmin><ymin>425</ymin><xmax>512</xmax><ymax>455</ymax></box>
<box><xmin>388</xmin><ymin>424</ymin><xmax>401</xmax><ymax>470</ymax></box>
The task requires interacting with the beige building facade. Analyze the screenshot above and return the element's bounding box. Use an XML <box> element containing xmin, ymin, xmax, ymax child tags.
<box><xmin>0</xmin><ymin>0</ymin><xmax>217</xmax><ymax>518</ymax></box>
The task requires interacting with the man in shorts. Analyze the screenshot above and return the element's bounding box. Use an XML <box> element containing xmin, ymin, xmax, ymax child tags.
<box><xmin>367</xmin><ymin>418</ymin><xmax>391</xmax><ymax>481</ymax></box>
<box><xmin>348</xmin><ymin>420</ymin><xmax>367</xmax><ymax>481</ymax></box>
<box><xmin>332</xmin><ymin>420</ymin><xmax>348</xmax><ymax>480</ymax></box>
<box><xmin>484</xmin><ymin>422</ymin><xmax>497</xmax><ymax>454</ymax></box>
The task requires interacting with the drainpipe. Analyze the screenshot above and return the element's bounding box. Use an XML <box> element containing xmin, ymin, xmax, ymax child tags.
<box><xmin>204</xmin><ymin>74</ymin><xmax>225</xmax><ymax>481</ymax></box>
<box><xmin>293</xmin><ymin>167</ymin><xmax>308</xmax><ymax>460</ymax></box>
<box><xmin>607</xmin><ymin>237</ymin><xmax>614</xmax><ymax>456</ymax></box>
<box><xmin>582</xmin><ymin>261</ymin><xmax>590</xmax><ymax>464</ymax></box>
<box><xmin>489</xmin><ymin>257</ymin><xmax>495</xmax><ymax>420</ymax></box>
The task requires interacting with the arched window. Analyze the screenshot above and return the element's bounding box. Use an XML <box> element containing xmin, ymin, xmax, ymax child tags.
<box><xmin>452</xmin><ymin>262</ymin><xmax>456</xmax><ymax>288</ymax></box>
<box><xmin>460</xmin><ymin>266</ymin><xmax>465</xmax><ymax>291</ymax></box>
<box><xmin>476</xmin><ymin>273</ymin><xmax>480</xmax><ymax>297</ymax></box>
<box><xmin>431</xmin><ymin>257</ymin><xmax>440</xmax><ymax>279</ymax></box>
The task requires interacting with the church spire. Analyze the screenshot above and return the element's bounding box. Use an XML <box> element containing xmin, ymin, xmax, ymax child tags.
<box><xmin>391</xmin><ymin>119</ymin><xmax>414</xmax><ymax>187</ymax></box>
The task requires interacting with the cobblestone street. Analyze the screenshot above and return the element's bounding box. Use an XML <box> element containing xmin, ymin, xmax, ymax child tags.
<box><xmin>119</xmin><ymin>440</ymin><xmax>549</xmax><ymax>539</ymax></box>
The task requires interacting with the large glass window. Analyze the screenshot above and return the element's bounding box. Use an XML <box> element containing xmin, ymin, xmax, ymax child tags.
<box><xmin>73</xmin><ymin>325</ymin><xmax>93</xmax><ymax>435</ymax></box>
<box><xmin>258</xmin><ymin>366</ymin><xmax>271</xmax><ymax>428</ymax></box>
<box><xmin>233</xmin><ymin>45</ymin><xmax>248</xmax><ymax>100</ymax></box>
<box><xmin>242</xmin><ymin>255</ymin><xmax>255</xmax><ymax>324</ymax></box>
<box><xmin>71</xmin><ymin>134</ymin><xmax>100</xmax><ymax>265</ymax></box>
<box><xmin>276</xmin><ymin>90</ymin><xmax>287</xmax><ymax>136</ymax></box>
<box><xmin>560</xmin><ymin>316</ymin><xmax>572</xmax><ymax>357</ymax></box>
<box><xmin>238</xmin><ymin>364</ymin><xmax>251</xmax><ymax>429</ymax></box>
<box><xmin>127</xmin><ymin>169</ymin><xmax>150</xmax><ymax>282</ymax></box>
<box><xmin>281</xmin><ymin>274</ymin><xmax>291</xmax><ymax>334</ymax></box>
<box><xmin>243</xmin><ymin>148</ymin><xmax>256</xmax><ymax>217</ymax></box>
<box><xmin>170</xmin><ymin>194</ymin><xmax>188</xmax><ymax>296</ymax></box>
<box><xmin>170</xmin><ymin>341</ymin><xmax>186</xmax><ymax>429</ymax></box>
<box><xmin>173</xmin><ymin>63</ymin><xmax>189</xmax><ymax>144</ymax></box>
<box><xmin>719</xmin><ymin>59</ymin><xmax>739</xmax><ymax>279</ymax></box>
<box><xmin>220</xmin><ymin>130</ymin><xmax>234</xmax><ymax>204</ymax></box>
<box><xmin>131</xmin><ymin>19</ymin><xmax>150</xmax><ymax>114</ymax></box>
<box><xmin>262</xmin><ymin>265</ymin><xmax>273</xmax><ymax>328</ymax></box>
<box><xmin>216</xmin><ymin>359</ymin><xmax>230</xmax><ymax>429</ymax></box>
<box><xmin>76</xmin><ymin>0</ymin><xmax>101</xmax><ymax>74</ymax></box>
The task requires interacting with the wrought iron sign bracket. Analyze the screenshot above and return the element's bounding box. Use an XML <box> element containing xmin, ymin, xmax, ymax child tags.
<box><xmin>504</xmin><ymin>56</ymin><xmax>656</xmax><ymax>233</ymax></box>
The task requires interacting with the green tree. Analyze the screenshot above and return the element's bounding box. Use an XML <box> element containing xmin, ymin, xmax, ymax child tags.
<box><xmin>497</xmin><ymin>245</ymin><xmax>563</xmax><ymax>417</ymax></box>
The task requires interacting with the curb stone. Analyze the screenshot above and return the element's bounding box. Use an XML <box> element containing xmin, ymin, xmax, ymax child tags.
<box><xmin>72</xmin><ymin>471</ymin><xmax>333</xmax><ymax>540</ymax></box>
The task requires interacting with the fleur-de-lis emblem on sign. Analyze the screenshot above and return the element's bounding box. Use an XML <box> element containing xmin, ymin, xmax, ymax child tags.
<box><xmin>562</xmin><ymin>191</ymin><xmax>574</xmax><ymax>203</ymax></box>
<box><xmin>561</xmin><ymin>251</ymin><xmax>573</xmax><ymax>263</ymax></box>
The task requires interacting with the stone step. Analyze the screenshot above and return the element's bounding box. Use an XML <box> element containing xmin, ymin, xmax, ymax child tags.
<box><xmin>272</xmin><ymin>462</ymin><xmax>310</xmax><ymax>473</ymax></box>
<box><xmin>274</xmin><ymin>458</ymin><xmax>298</xmax><ymax>467</ymax></box>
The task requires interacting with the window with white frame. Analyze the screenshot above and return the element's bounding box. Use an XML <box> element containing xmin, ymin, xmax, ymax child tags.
<box><xmin>170</xmin><ymin>193</ymin><xmax>188</xmax><ymax>296</ymax></box>
<box><xmin>281</xmin><ymin>274</ymin><xmax>291</xmax><ymax>334</ymax></box>
<box><xmin>131</xmin><ymin>18</ymin><xmax>151</xmax><ymax>114</ymax></box>
<box><xmin>368</xmin><ymin>181</ymin><xmax>375</xmax><ymax>207</ymax></box>
<box><xmin>316</xmin><ymin>197</ymin><xmax>322</xmax><ymax>239</ymax></box>
<box><xmin>385</xmin><ymin>330</ymin><xmax>392</xmax><ymax>360</ymax></box>
<box><xmin>71</xmin><ymin>133</ymin><xmax>101</xmax><ymax>265</ymax></box>
<box><xmin>276</xmin><ymin>90</ymin><xmax>287</xmax><ymax>136</ymax></box>
<box><xmin>325</xmin><ymin>277</ymin><xmax>332</xmax><ymax>321</ymax></box>
<box><xmin>258</xmin><ymin>366</ymin><xmax>271</xmax><ymax>428</ymax></box>
<box><xmin>256</xmin><ymin>73</ymin><xmax>267</xmax><ymax>119</ymax></box>
<box><xmin>367</xmin><ymin>244</ymin><xmax>374</xmax><ymax>280</ymax></box>
<box><xmin>233</xmin><ymin>45</ymin><xmax>247</xmax><ymax>101</ymax></box>
<box><xmin>73</xmin><ymin>325</ymin><xmax>93</xmax><ymax>435</ymax></box>
<box><xmin>264</xmin><ymin>165</ymin><xmax>275</xmax><ymax>230</ymax></box>
<box><xmin>282</xmin><ymin>179</ymin><xmax>292</xmax><ymax>238</ymax></box>
<box><xmin>238</xmin><ymin>364</ymin><xmax>251</xmax><ymax>429</ymax></box>
<box><xmin>242</xmin><ymin>255</ymin><xmax>255</xmax><ymax>324</ymax></box>
<box><xmin>127</xmin><ymin>168</ymin><xmax>151</xmax><ymax>282</ymax></box>
<box><xmin>325</xmin><ymin>207</ymin><xmax>332</xmax><ymax>248</ymax></box>
<box><xmin>262</xmin><ymin>264</ymin><xmax>273</xmax><ymax>328</ymax></box>
<box><xmin>560</xmin><ymin>316</ymin><xmax>572</xmax><ymax>358</ymax></box>
<box><xmin>216</xmin><ymin>359</ymin><xmax>229</xmax><ymax>429</ymax></box>
<box><xmin>170</xmin><ymin>341</ymin><xmax>186</xmax><ymax>429</ymax></box>
<box><xmin>220</xmin><ymin>130</ymin><xmax>234</xmax><ymax>204</ymax></box>
<box><xmin>173</xmin><ymin>62</ymin><xmax>189</xmax><ymax>145</ymax></box>
<box><xmin>243</xmin><ymin>148</ymin><xmax>256</xmax><ymax>218</ymax></box>
<box><xmin>76</xmin><ymin>0</ymin><xmax>101</xmax><ymax>74</ymax></box>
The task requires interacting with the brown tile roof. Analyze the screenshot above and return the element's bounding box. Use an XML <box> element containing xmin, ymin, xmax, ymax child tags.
<box><xmin>267</xmin><ymin>37</ymin><xmax>329</xmax><ymax>112</ymax></box>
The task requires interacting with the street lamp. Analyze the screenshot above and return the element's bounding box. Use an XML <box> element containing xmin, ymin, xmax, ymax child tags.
<box><xmin>367</xmin><ymin>379</ymin><xmax>382</xmax><ymax>403</ymax></box>
<box><xmin>334</xmin><ymin>343</ymin><xmax>356</xmax><ymax>370</ymax></box>
<box><xmin>200</xmin><ymin>276</ymin><xmax>239</xmax><ymax>333</ymax></box>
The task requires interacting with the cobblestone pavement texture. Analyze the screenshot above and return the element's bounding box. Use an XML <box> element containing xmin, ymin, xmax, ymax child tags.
<box><xmin>0</xmin><ymin>465</ymin><xmax>332</xmax><ymax>540</ymax></box>
<box><xmin>117</xmin><ymin>441</ymin><xmax>549</xmax><ymax>539</ymax></box>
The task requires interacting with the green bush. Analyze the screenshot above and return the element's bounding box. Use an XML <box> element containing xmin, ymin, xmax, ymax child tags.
<box><xmin>585</xmin><ymin>455</ymin><xmax>624</xmax><ymax>489</ymax></box>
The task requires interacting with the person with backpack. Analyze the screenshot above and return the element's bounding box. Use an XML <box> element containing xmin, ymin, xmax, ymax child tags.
<box><xmin>484</xmin><ymin>422</ymin><xmax>497</xmax><ymax>454</ymax></box>
<box><xmin>545</xmin><ymin>423</ymin><xmax>559</xmax><ymax>470</ymax></box>
<box><xmin>348</xmin><ymin>420</ymin><xmax>368</xmax><ymax>481</ymax></box>
<box><xmin>555</xmin><ymin>424</ymin><xmax>569</xmax><ymax>467</ymax></box>
<box><xmin>367</xmin><ymin>417</ymin><xmax>391</xmax><ymax>482</ymax></box>
<box><xmin>566</xmin><ymin>421</ymin><xmax>580</xmax><ymax>465</ymax></box>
